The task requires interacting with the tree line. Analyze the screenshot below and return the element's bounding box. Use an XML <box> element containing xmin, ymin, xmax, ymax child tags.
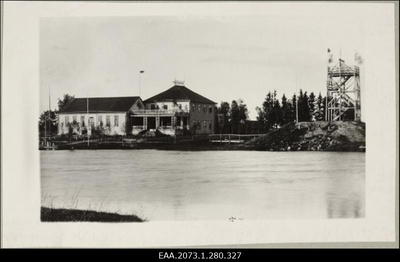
<box><xmin>215</xmin><ymin>90</ymin><xmax>326</xmax><ymax>134</ymax></box>
<box><xmin>215</xmin><ymin>99</ymin><xmax>249</xmax><ymax>134</ymax></box>
<box><xmin>255</xmin><ymin>90</ymin><xmax>326</xmax><ymax>133</ymax></box>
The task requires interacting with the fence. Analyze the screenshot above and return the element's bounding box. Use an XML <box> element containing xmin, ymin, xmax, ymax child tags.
<box><xmin>208</xmin><ymin>134</ymin><xmax>264</xmax><ymax>144</ymax></box>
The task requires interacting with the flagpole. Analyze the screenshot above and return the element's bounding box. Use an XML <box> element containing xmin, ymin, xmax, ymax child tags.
<box><xmin>326</xmin><ymin>48</ymin><xmax>331</xmax><ymax>122</ymax></box>
<box><xmin>295</xmin><ymin>70</ymin><xmax>299</xmax><ymax>126</ymax></box>
<box><xmin>87</xmin><ymin>86</ymin><xmax>89</xmax><ymax>147</ymax></box>
<box><xmin>139</xmin><ymin>70</ymin><xmax>145</xmax><ymax>97</ymax></box>
<box><xmin>48</xmin><ymin>84</ymin><xmax>51</xmax><ymax>145</ymax></box>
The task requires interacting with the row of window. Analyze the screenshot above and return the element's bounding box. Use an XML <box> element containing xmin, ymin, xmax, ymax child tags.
<box><xmin>192</xmin><ymin>120</ymin><xmax>213</xmax><ymax>130</ymax></box>
<box><xmin>63</xmin><ymin>115</ymin><xmax>119</xmax><ymax>127</ymax></box>
<box><xmin>192</xmin><ymin>104</ymin><xmax>213</xmax><ymax>114</ymax></box>
<box><xmin>150</xmin><ymin>104</ymin><xmax>187</xmax><ymax>110</ymax></box>
<box><xmin>149</xmin><ymin>103</ymin><xmax>213</xmax><ymax>113</ymax></box>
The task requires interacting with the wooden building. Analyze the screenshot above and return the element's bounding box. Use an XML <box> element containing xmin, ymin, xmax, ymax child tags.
<box><xmin>58</xmin><ymin>96</ymin><xmax>144</xmax><ymax>136</ymax></box>
<box><xmin>132</xmin><ymin>80</ymin><xmax>217</xmax><ymax>135</ymax></box>
<box><xmin>58</xmin><ymin>81</ymin><xmax>216</xmax><ymax>136</ymax></box>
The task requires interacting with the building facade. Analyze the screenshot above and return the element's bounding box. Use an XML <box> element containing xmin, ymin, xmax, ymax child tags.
<box><xmin>58</xmin><ymin>81</ymin><xmax>216</xmax><ymax>136</ymax></box>
<box><xmin>131</xmin><ymin>81</ymin><xmax>216</xmax><ymax>136</ymax></box>
<box><xmin>58</xmin><ymin>96</ymin><xmax>144</xmax><ymax>136</ymax></box>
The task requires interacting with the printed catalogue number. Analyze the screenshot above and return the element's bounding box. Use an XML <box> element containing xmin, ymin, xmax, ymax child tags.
<box><xmin>159</xmin><ymin>251</ymin><xmax>242</xmax><ymax>260</ymax></box>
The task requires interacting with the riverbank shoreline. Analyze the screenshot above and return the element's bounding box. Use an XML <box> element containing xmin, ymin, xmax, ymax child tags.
<box><xmin>40</xmin><ymin>121</ymin><xmax>365</xmax><ymax>152</ymax></box>
<box><xmin>40</xmin><ymin>142</ymin><xmax>365</xmax><ymax>152</ymax></box>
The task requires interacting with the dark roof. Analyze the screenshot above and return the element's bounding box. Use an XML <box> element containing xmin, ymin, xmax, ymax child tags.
<box><xmin>144</xmin><ymin>85</ymin><xmax>216</xmax><ymax>104</ymax></box>
<box><xmin>59</xmin><ymin>96</ymin><xmax>141</xmax><ymax>113</ymax></box>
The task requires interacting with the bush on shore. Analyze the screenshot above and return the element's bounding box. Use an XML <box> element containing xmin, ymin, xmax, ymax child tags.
<box><xmin>41</xmin><ymin>206</ymin><xmax>145</xmax><ymax>222</ymax></box>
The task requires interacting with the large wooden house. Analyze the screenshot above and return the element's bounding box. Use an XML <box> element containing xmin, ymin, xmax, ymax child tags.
<box><xmin>132</xmin><ymin>81</ymin><xmax>216</xmax><ymax>135</ymax></box>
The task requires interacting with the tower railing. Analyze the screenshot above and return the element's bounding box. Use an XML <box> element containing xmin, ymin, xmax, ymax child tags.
<box><xmin>326</xmin><ymin>58</ymin><xmax>361</xmax><ymax>121</ymax></box>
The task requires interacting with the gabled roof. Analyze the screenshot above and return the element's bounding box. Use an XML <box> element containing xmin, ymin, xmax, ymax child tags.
<box><xmin>144</xmin><ymin>85</ymin><xmax>216</xmax><ymax>104</ymax></box>
<box><xmin>59</xmin><ymin>96</ymin><xmax>142</xmax><ymax>113</ymax></box>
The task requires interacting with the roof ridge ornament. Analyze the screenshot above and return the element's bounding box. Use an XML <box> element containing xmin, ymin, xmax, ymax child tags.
<box><xmin>173</xmin><ymin>79</ymin><xmax>185</xmax><ymax>86</ymax></box>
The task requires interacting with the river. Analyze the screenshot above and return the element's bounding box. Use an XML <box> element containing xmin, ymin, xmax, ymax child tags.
<box><xmin>41</xmin><ymin>150</ymin><xmax>365</xmax><ymax>221</ymax></box>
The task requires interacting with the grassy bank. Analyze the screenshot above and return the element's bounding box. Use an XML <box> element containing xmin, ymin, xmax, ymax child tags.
<box><xmin>41</xmin><ymin>206</ymin><xmax>145</xmax><ymax>222</ymax></box>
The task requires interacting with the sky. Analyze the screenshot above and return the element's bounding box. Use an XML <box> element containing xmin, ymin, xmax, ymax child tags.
<box><xmin>40</xmin><ymin>10</ymin><xmax>366</xmax><ymax>120</ymax></box>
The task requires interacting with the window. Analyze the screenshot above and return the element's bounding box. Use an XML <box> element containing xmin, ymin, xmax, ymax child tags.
<box><xmin>163</xmin><ymin>104</ymin><xmax>168</xmax><ymax>110</ymax></box>
<box><xmin>80</xmin><ymin>116</ymin><xmax>85</xmax><ymax>127</ymax></box>
<box><xmin>114</xmin><ymin>115</ymin><xmax>119</xmax><ymax>127</ymax></box>
<box><xmin>97</xmin><ymin>115</ymin><xmax>102</xmax><ymax>125</ymax></box>
<box><xmin>65</xmin><ymin>116</ymin><xmax>69</xmax><ymax>124</ymax></box>
<box><xmin>178</xmin><ymin>104</ymin><xmax>182</xmax><ymax>110</ymax></box>
<box><xmin>72</xmin><ymin>115</ymin><xmax>77</xmax><ymax>123</ymax></box>
<box><xmin>89</xmin><ymin>117</ymin><xmax>94</xmax><ymax>128</ymax></box>
<box><xmin>209</xmin><ymin>122</ymin><xmax>212</xmax><ymax>130</ymax></box>
<box><xmin>203</xmin><ymin>105</ymin><xmax>207</xmax><ymax>113</ymax></box>
<box><xmin>192</xmin><ymin>104</ymin><xmax>196</xmax><ymax>111</ymax></box>
<box><xmin>151</xmin><ymin>104</ymin><xmax>156</xmax><ymax>110</ymax></box>
<box><xmin>106</xmin><ymin>115</ymin><xmax>111</xmax><ymax>127</ymax></box>
<box><xmin>204</xmin><ymin>120</ymin><xmax>207</xmax><ymax>128</ymax></box>
<box><xmin>198</xmin><ymin>105</ymin><xmax>201</xmax><ymax>112</ymax></box>
<box><xmin>209</xmin><ymin>106</ymin><xmax>213</xmax><ymax>113</ymax></box>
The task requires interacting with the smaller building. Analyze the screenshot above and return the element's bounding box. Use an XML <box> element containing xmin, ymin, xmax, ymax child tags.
<box><xmin>58</xmin><ymin>96</ymin><xmax>144</xmax><ymax>136</ymax></box>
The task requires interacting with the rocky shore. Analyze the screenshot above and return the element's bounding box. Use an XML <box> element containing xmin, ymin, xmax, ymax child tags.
<box><xmin>244</xmin><ymin>121</ymin><xmax>365</xmax><ymax>152</ymax></box>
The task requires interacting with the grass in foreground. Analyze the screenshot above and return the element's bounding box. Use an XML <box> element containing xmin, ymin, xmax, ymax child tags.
<box><xmin>41</xmin><ymin>206</ymin><xmax>145</xmax><ymax>222</ymax></box>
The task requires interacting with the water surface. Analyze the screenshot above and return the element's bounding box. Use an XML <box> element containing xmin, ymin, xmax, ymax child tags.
<box><xmin>41</xmin><ymin>150</ymin><xmax>365</xmax><ymax>221</ymax></box>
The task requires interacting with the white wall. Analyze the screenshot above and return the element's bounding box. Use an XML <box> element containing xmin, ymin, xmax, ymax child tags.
<box><xmin>58</xmin><ymin>112</ymin><xmax>127</xmax><ymax>136</ymax></box>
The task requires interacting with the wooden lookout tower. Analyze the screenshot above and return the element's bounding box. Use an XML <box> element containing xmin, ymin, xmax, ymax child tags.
<box><xmin>326</xmin><ymin>55</ymin><xmax>361</xmax><ymax>121</ymax></box>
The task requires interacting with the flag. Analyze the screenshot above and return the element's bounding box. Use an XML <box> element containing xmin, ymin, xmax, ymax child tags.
<box><xmin>354</xmin><ymin>52</ymin><xmax>363</xmax><ymax>64</ymax></box>
<box><xmin>140</xmin><ymin>70</ymin><xmax>145</xmax><ymax>73</ymax></box>
<box><xmin>327</xmin><ymin>48</ymin><xmax>333</xmax><ymax>63</ymax></box>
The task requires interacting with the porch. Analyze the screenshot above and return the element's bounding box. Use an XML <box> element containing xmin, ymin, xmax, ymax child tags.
<box><xmin>130</xmin><ymin>111</ymin><xmax>190</xmax><ymax>136</ymax></box>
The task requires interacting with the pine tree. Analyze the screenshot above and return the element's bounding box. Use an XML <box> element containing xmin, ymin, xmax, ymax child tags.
<box><xmin>271</xmin><ymin>92</ymin><xmax>281</xmax><ymax>129</ymax></box>
<box><xmin>281</xmin><ymin>94</ymin><xmax>292</xmax><ymax>125</ymax></box>
<box><xmin>298</xmin><ymin>89</ymin><xmax>304</xmax><ymax>121</ymax></box>
<box><xmin>257</xmin><ymin>92</ymin><xmax>274</xmax><ymax>132</ymax></box>
<box><xmin>308</xmin><ymin>92</ymin><xmax>316</xmax><ymax>121</ymax></box>
<box><xmin>290</xmin><ymin>93</ymin><xmax>297</xmax><ymax>123</ymax></box>
<box><xmin>302</xmin><ymin>91</ymin><xmax>311</xmax><ymax>121</ymax></box>
<box><xmin>314</xmin><ymin>92</ymin><xmax>326</xmax><ymax>121</ymax></box>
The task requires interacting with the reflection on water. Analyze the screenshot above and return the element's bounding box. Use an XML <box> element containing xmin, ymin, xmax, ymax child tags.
<box><xmin>41</xmin><ymin>150</ymin><xmax>365</xmax><ymax>221</ymax></box>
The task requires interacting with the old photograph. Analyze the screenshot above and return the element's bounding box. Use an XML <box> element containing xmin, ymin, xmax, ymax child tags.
<box><xmin>2</xmin><ymin>1</ymin><xmax>397</xmax><ymax>248</ymax></box>
<box><xmin>39</xmin><ymin>14</ymin><xmax>366</xmax><ymax>222</ymax></box>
